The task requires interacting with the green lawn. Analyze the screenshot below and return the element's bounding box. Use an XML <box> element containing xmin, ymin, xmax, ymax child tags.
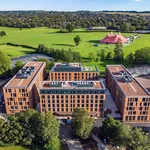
<box><xmin>0</xmin><ymin>45</ymin><xmax>35</xmax><ymax>58</ymax></box>
<box><xmin>0</xmin><ymin>145</ymin><xmax>44</xmax><ymax>150</ymax></box>
<box><xmin>0</xmin><ymin>146</ymin><xmax>30</xmax><ymax>150</ymax></box>
<box><xmin>0</xmin><ymin>27</ymin><xmax>150</xmax><ymax>73</ymax></box>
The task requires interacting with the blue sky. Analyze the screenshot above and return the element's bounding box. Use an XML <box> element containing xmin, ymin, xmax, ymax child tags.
<box><xmin>0</xmin><ymin>0</ymin><xmax>150</xmax><ymax>11</ymax></box>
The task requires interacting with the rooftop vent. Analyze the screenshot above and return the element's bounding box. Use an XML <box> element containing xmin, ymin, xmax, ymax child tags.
<box><xmin>120</xmin><ymin>71</ymin><xmax>128</xmax><ymax>76</ymax></box>
<box><xmin>16</xmin><ymin>66</ymin><xmax>35</xmax><ymax>79</ymax></box>
<box><xmin>122</xmin><ymin>75</ymin><xmax>133</xmax><ymax>83</ymax></box>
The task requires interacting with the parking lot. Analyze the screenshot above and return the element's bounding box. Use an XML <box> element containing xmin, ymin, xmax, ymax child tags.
<box><xmin>11</xmin><ymin>53</ymin><xmax>54</xmax><ymax>67</ymax></box>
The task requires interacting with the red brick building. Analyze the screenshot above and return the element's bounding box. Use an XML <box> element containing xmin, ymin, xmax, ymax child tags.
<box><xmin>50</xmin><ymin>63</ymin><xmax>100</xmax><ymax>81</ymax></box>
<box><xmin>3</xmin><ymin>62</ymin><xmax>46</xmax><ymax>114</ymax></box>
<box><xmin>106</xmin><ymin>65</ymin><xmax>150</xmax><ymax>124</ymax></box>
<box><xmin>40</xmin><ymin>81</ymin><xmax>106</xmax><ymax>117</ymax></box>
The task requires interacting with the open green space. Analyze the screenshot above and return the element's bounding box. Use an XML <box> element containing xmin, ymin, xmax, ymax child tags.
<box><xmin>0</xmin><ymin>27</ymin><xmax>150</xmax><ymax>73</ymax></box>
<box><xmin>0</xmin><ymin>146</ymin><xmax>30</xmax><ymax>150</ymax></box>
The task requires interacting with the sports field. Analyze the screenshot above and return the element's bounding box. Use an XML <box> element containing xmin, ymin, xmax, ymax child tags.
<box><xmin>0</xmin><ymin>27</ymin><xmax>150</xmax><ymax>73</ymax></box>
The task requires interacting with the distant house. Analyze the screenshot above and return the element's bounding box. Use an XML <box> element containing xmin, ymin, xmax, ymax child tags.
<box><xmin>86</xmin><ymin>26</ymin><xmax>107</xmax><ymax>31</ymax></box>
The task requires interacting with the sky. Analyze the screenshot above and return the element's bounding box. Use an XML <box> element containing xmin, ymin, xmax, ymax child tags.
<box><xmin>0</xmin><ymin>0</ymin><xmax>150</xmax><ymax>11</ymax></box>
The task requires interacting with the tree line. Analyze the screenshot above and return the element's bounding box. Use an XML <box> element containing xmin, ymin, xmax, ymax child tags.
<box><xmin>36</xmin><ymin>44</ymin><xmax>82</xmax><ymax>62</ymax></box>
<box><xmin>89</xmin><ymin>43</ymin><xmax>150</xmax><ymax>65</ymax></box>
<box><xmin>0</xmin><ymin>110</ymin><xmax>60</xmax><ymax>150</ymax></box>
<box><xmin>100</xmin><ymin>117</ymin><xmax>150</xmax><ymax>150</ymax></box>
<box><xmin>0</xmin><ymin>11</ymin><xmax>150</xmax><ymax>31</ymax></box>
<box><xmin>0</xmin><ymin>106</ymin><xmax>149</xmax><ymax>150</ymax></box>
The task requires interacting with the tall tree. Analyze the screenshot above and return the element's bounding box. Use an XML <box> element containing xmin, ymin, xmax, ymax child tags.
<box><xmin>134</xmin><ymin>47</ymin><xmax>150</xmax><ymax>64</ymax></box>
<box><xmin>100</xmin><ymin>117</ymin><xmax>131</xmax><ymax>147</ymax></box>
<box><xmin>72</xmin><ymin>108</ymin><xmax>94</xmax><ymax>139</ymax></box>
<box><xmin>88</xmin><ymin>52</ymin><xmax>95</xmax><ymax>61</ymax></box>
<box><xmin>99</xmin><ymin>49</ymin><xmax>106</xmax><ymax>61</ymax></box>
<box><xmin>113</xmin><ymin>41</ymin><xmax>124</xmax><ymax>61</ymax></box>
<box><xmin>12</xmin><ymin>61</ymin><xmax>24</xmax><ymax>74</ymax></box>
<box><xmin>66</xmin><ymin>23</ymin><xmax>74</xmax><ymax>32</ymax></box>
<box><xmin>0</xmin><ymin>51</ymin><xmax>11</xmax><ymax>75</ymax></box>
<box><xmin>74</xmin><ymin>35</ymin><xmax>81</xmax><ymax>46</ymax></box>
<box><xmin>128</xmin><ymin>128</ymin><xmax>150</xmax><ymax>150</ymax></box>
<box><xmin>105</xmin><ymin>52</ymin><xmax>113</xmax><ymax>60</ymax></box>
<box><xmin>126</xmin><ymin>52</ymin><xmax>134</xmax><ymax>63</ymax></box>
<box><xmin>40</xmin><ymin>111</ymin><xmax>60</xmax><ymax>150</ymax></box>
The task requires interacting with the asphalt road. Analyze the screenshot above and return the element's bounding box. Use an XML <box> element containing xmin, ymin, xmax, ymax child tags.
<box><xmin>11</xmin><ymin>53</ymin><xmax>54</xmax><ymax>67</ymax></box>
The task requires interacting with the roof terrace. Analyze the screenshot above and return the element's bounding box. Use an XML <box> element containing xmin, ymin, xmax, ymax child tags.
<box><xmin>51</xmin><ymin>63</ymin><xmax>99</xmax><ymax>72</ymax></box>
<box><xmin>41</xmin><ymin>81</ymin><xmax>105</xmax><ymax>90</ymax></box>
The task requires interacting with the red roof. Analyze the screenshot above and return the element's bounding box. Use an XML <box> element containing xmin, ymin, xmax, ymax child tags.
<box><xmin>100</xmin><ymin>33</ymin><xmax>128</xmax><ymax>44</ymax></box>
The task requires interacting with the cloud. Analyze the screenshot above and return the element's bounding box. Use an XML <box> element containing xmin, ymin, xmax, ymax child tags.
<box><xmin>133</xmin><ymin>0</ymin><xmax>143</xmax><ymax>2</ymax></box>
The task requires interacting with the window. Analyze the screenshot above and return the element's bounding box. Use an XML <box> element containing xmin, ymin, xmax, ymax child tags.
<box><xmin>23</xmin><ymin>98</ymin><xmax>26</xmax><ymax>101</ymax></box>
<box><xmin>22</xmin><ymin>89</ymin><xmax>25</xmax><ymax>92</ymax></box>
<box><xmin>42</xmin><ymin>95</ymin><xmax>45</xmax><ymax>99</ymax></box>
<box><xmin>100</xmin><ymin>100</ymin><xmax>103</xmax><ymax>104</ymax></box>
<box><xmin>19</xmin><ymin>102</ymin><xmax>22</xmax><ymax>105</ymax></box>
<box><xmin>42</xmin><ymin>104</ymin><xmax>45</xmax><ymax>107</ymax></box>
<box><xmin>8</xmin><ymin>89</ymin><xmax>12</xmax><ymax>93</ymax></box>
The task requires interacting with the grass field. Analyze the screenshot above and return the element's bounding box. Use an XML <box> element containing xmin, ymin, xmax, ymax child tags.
<box><xmin>0</xmin><ymin>27</ymin><xmax>150</xmax><ymax>73</ymax></box>
<box><xmin>0</xmin><ymin>146</ymin><xmax>29</xmax><ymax>150</ymax></box>
<box><xmin>0</xmin><ymin>145</ymin><xmax>44</xmax><ymax>150</ymax></box>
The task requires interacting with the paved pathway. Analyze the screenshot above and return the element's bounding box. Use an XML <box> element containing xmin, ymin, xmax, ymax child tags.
<box><xmin>66</xmin><ymin>139</ymin><xmax>83</xmax><ymax>150</ymax></box>
<box><xmin>91</xmin><ymin>134</ymin><xmax>108</xmax><ymax>150</ymax></box>
<box><xmin>60</xmin><ymin>124</ymin><xmax>83</xmax><ymax>150</ymax></box>
<box><xmin>11</xmin><ymin>53</ymin><xmax>54</xmax><ymax>67</ymax></box>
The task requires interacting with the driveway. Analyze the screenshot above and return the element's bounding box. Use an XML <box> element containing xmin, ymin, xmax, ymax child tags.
<box><xmin>60</xmin><ymin>123</ymin><xmax>83</xmax><ymax>150</ymax></box>
<box><xmin>11</xmin><ymin>53</ymin><xmax>54</xmax><ymax>67</ymax></box>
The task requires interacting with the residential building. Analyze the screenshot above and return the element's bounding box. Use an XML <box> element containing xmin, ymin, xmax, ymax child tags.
<box><xmin>106</xmin><ymin>65</ymin><xmax>150</xmax><ymax>124</ymax></box>
<box><xmin>3</xmin><ymin>62</ymin><xmax>46</xmax><ymax>114</ymax></box>
<box><xmin>49</xmin><ymin>63</ymin><xmax>100</xmax><ymax>81</ymax></box>
<box><xmin>40</xmin><ymin>81</ymin><xmax>106</xmax><ymax>117</ymax></box>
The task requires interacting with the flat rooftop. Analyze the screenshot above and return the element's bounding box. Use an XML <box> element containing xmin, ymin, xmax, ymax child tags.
<box><xmin>107</xmin><ymin>65</ymin><xmax>150</xmax><ymax>96</ymax></box>
<box><xmin>4</xmin><ymin>62</ymin><xmax>45</xmax><ymax>88</ymax></box>
<box><xmin>136</xmin><ymin>76</ymin><xmax>150</xmax><ymax>93</ymax></box>
<box><xmin>41</xmin><ymin>81</ymin><xmax>105</xmax><ymax>90</ymax></box>
<box><xmin>51</xmin><ymin>63</ymin><xmax>99</xmax><ymax>72</ymax></box>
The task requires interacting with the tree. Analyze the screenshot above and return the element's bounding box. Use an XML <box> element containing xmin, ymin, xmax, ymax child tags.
<box><xmin>105</xmin><ymin>52</ymin><xmax>113</xmax><ymax>60</ymax></box>
<box><xmin>0</xmin><ymin>31</ymin><xmax>6</xmax><ymax>36</ymax></box>
<box><xmin>96</xmin><ymin>51</ymin><xmax>100</xmax><ymax>61</ymax></box>
<box><xmin>128</xmin><ymin>128</ymin><xmax>150</xmax><ymax>150</ymax></box>
<box><xmin>36</xmin><ymin>58</ymin><xmax>54</xmax><ymax>70</ymax></box>
<box><xmin>100</xmin><ymin>117</ymin><xmax>131</xmax><ymax>147</ymax></box>
<box><xmin>40</xmin><ymin>111</ymin><xmax>60</xmax><ymax>150</ymax></box>
<box><xmin>99</xmin><ymin>49</ymin><xmax>105</xmax><ymax>61</ymax></box>
<box><xmin>1</xmin><ymin>110</ymin><xmax>60</xmax><ymax>150</ymax></box>
<box><xmin>12</xmin><ymin>61</ymin><xmax>24</xmax><ymax>74</ymax></box>
<box><xmin>0</xmin><ymin>51</ymin><xmax>11</xmax><ymax>75</ymax></box>
<box><xmin>2</xmin><ymin>115</ymin><xmax>24</xmax><ymax>144</ymax></box>
<box><xmin>134</xmin><ymin>47</ymin><xmax>150</xmax><ymax>64</ymax></box>
<box><xmin>72</xmin><ymin>108</ymin><xmax>94</xmax><ymax>139</ymax></box>
<box><xmin>88</xmin><ymin>52</ymin><xmax>95</xmax><ymax>61</ymax></box>
<box><xmin>126</xmin><ymin>53</ymin><xmax>134</xmax><ymax>63</ymax></box>
<box><xmin>113</xmin><ymin>42</ymin><xmax>124</xmax><ymax>61</ymax></box>
<box><xmin>74</xmin><ymin>35</ymin><xmax>81</xmax><ymax>46</ymax></box>
<box><xmin>66</xmin><ymin>23</ymin><xmax>74</xmax><ymax>32</ymax></box>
